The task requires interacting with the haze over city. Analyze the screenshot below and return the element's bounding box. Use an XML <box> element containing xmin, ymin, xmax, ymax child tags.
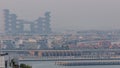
<box><xmin>0</xmin><ymin>0</ymin><xmax>120</xmax><ymax>32</ymax></box>
<box><xmin>1</xmin><ymin>1</ymin><xmax>120</xmax><ymax>68</ymax></box>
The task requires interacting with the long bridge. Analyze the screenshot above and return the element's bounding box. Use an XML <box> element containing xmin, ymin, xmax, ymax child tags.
<box><xmin>1</xmin><ymin>49</ymin><xmax>120</xmax><ymax>57</ymax></box>
<box><xmin>1</xmin><ymin>49</ymin><xmax>120</xmax><ymax>52</ymax></box>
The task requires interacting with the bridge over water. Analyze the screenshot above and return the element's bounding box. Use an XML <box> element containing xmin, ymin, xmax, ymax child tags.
<box><xmin>1</xmin><ymin>49</ymin><xmax>120</xmax><ymax>51</ymax></box>
<box><xmin>1</xmin><ymin>49</ymin><xmax>120</xmax><ymax>58</ymax></box>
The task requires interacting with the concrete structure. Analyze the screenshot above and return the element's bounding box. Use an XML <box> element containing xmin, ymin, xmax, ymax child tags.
<box><xmin>0</xmin><ymin>54</ymin><xmax>19</xmax><ymax>68</ymax></box>
<box><xmin>0</xmin><ymin>56</ymin><xmax>5</xmax><ymax>68</ymax></box>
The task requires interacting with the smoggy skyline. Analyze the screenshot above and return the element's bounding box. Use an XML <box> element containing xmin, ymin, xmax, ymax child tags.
<box><xmin>0</xmin><ymin>0</ymin><xmax>120</xmax><ymax>32</ymax></box>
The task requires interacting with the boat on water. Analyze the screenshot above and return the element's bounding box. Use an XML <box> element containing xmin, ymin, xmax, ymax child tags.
<box><xmin>55</xmin><ymin>60</ymin><xmax>120</xmax><ymax>66</ymax></box>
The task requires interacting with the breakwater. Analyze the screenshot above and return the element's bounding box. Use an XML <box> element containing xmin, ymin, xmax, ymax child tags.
<box><xmin>19</xmin><ymin>56</ymin><xmax>120</xmax><ymax>61</ymax></box>
<box><xmin>55</xmin><ymin>60</ymin><xmax>120</xmax><ymax>66</ymax></box>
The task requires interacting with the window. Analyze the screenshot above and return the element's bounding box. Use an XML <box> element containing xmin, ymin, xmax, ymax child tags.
<box><xmin>16</xmin><ymin>25</ymin><xmax>20</xmax><ymax>28</ymax></box>
<box><xmin>23</xmin><ymin>24</ymin><xmax>31</xmax><ymax>31</ymax></box>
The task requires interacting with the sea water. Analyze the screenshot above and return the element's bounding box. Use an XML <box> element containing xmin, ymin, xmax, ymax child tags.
<box><xmin>20</xmin><ymin>61</ymin><xmax>120</xmax><ymax>68</ymax></box>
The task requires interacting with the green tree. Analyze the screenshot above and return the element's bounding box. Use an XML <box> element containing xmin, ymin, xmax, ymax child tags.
<box><xmin>20</xmin><ymin>63</ymin><xmax>32</xmax><ymax>68</ymax></box>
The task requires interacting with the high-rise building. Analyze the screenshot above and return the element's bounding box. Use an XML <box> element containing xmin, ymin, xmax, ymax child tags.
<box><xmin>3</xmin><ymin>9</ymin><xmax>52</xmax><ymax>35</ymax></box>
<box><xmin>0</xmin><ymin>10</ymin><xmax>5</xmax><ymax>33</ymax></box>
<box><xmin>4</xmin><ymin>9</ymin><xmax>17</xmax><ymax>35</ymax></box>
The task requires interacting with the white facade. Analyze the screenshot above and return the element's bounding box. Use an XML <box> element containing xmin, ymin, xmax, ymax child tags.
<box><xmin>0</xmin><ymin>56</ymin><xmax>5</xmax><ymax>68</ymax></box>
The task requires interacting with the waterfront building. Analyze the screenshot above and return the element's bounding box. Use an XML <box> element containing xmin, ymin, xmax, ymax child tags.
<box><xmin>0</xmin><ymin>50</ymin><xmax>10</xmax><ymax>68</ymax></box>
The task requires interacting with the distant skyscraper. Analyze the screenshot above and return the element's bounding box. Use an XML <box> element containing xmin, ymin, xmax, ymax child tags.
<box><xmin>3</xmin><ymin>9</ymin><xmax>52</xmax><ymax>35</ymax></box>
<box><xmin>4</xmin><ymin>9</ymin><xmax>17</xmax><ymax>34</ymax></box>
<box><xmin>0</xmin><ymin>10</ymin><xmax>5</xmax><ymax>33</ymax></box>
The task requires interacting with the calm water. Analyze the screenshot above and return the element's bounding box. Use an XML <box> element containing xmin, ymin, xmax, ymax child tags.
<box><xmin>20</xmin><ymin>61</ymin><xmax>120</xmax><ymax>68</ymax></box>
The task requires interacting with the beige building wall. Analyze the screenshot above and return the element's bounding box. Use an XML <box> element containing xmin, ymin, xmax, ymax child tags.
<box><xmin>0</xmin><ymin>56</ymin><xmax>5</xmax><ymax>68</ymax></box>
<box><xmin>0</xmin><ymin>11</ymin><xmax>5</xmax><ymax>33</ymax></box>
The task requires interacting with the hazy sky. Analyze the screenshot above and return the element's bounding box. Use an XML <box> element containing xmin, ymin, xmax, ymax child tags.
<box><xmin>0</xmin><ymin>0</ymin><xmax>120</xmax><ymax>31</ymax></box>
